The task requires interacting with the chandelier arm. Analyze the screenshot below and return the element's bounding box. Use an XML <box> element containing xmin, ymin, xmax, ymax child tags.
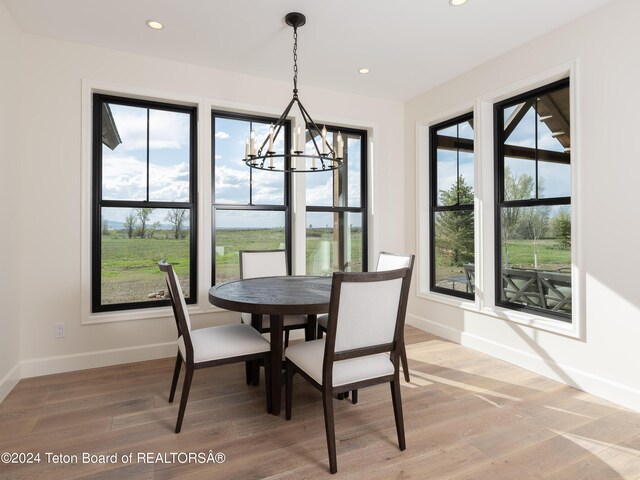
<box><xmin>298</xmin><ymin>100</ymin><xmax>336</xmax><ymax>157</ymax></box>
<box><xmin>256</xmin><ymin>97</ymin><xmax>297</xmax><ymax>155</ymax></box>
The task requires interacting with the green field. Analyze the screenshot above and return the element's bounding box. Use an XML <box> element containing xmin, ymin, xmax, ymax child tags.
<box><xmin>101</xmin><ymin>227</ymin><xmax>364</xmax><ymax>305</ymax></box>
<box><xmin>101</xmin><ymin>236</ymin><xmax>190</xmax><ymax>305</ymax></box>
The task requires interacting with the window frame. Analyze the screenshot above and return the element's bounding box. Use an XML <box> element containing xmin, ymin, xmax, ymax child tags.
<box><xmin>91</xmin><ymin>93</ymin><xmax>198</xmax><ymax>313</ymax></box>
<box><xmin>494</xmin><ymin>78</ymin><xmax>572</xmax><ymax>322</ymax></box>
<box><xmin>429</xmin><ymin>112</ymin><xmax>475</xmax><ymax>300</ymax></box>
<box><xmin>305</xmin><ymin>124</ymin><xmax>369</xmax><ymax>274</ymax></box>
<box><xmin>211</xmin><ymin>110</ymin><xmax>292</xmax><ymax>285</ymax></box>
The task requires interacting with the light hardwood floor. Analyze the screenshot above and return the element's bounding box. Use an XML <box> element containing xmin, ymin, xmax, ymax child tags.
<box><xmin>1</xmin><ymin>326</ymin><xmax>640</xmax><ymax>479</ymax></box>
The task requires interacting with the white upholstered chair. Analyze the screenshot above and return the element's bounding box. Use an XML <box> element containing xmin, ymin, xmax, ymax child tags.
<box><xmin>316</xmin><ymin>251</ymin><xmax>414</xmax><ymax>382</ymax></box>
<box><xmin>285</xmin><ymin>267</ymin><xmax>412</xmax><ymax>474</ymax></box>
<box><xmin>159</xmin><ymin>261</ymin><xmax>271</xmax><ymax>433</ymax></box>
<box><xmin>239</xmin><ymin>250</ymin><xmax>310</xmax><ymax>346</ymax></box>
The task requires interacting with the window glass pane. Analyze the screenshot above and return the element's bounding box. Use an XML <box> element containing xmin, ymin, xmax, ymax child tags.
<box><xmin>436</xmin><ymin>149</ymin><xmax>458</xmax><ymax>207</ymax></box>
<box><xmin>539</xmin><ymin>161</ymin><xmax>571</xmax><ymax>198</ymax></box>
<box><xmin>537</xmin><ymin>116</ymin><xmax>565</xmax><ymax>153</ymax></box>
<box><xmin>435</xmin><ymin>120</ymin><xmax>474</xmax><ymax>207</ymax></box>
<box><xmin>459</xmin><ymin>121</ymin><xmax>474</xmax><ymax>140</ymax></box>
<box><xmin>345</xmin><ymin>135</ymin><xmax>362</xmax><ymax>208</ymax></box>
<box><xmin>306</xmin><ymin>169</ymin><xmax>333</xmax><ymax>206</ymax></box>
<box><xmin>100</xmin><ymin>207</ymin><xmax>191</xmax><ymax>305</ymax></box>
<box><xmin>102</xmin><ymin>103</ymin><xmax>147</xmax><ymax>201</ymax></box>
<box><xmin>214</xmin><ymin>210</ymin><xmax>286</xmax><ymax>284</ymax></box>
<box><xmin>251</xmin><ymin>122</ymin><xmax>285</xmax><ymax>204</ymax></box>
<box><xmin>458</xmin><ymin>151</ymin><xmax>474</xmax><ymax>202</ymax></box>
<box><xmin>499</xmin><ymin>205</ymin><xmax>571</xmax><ymax>315</ymax></box>
<box><xmin>505</xmin><ymin>103</ymin><xmax>536</xmax><ymax>148</ymax></box>
<box><xmin>305</xmin><ymin>132</ymin><xmax>334</xmax><ymax>206</ymax></box>
<box><xmin>504</xmin><ymin>159</ymin><xmax>536</xmax><ymax>201</ymax></box>
<box><xmin>306</xmin><ymin>212</ymin><xmax>363</xmax><ymax>275</ymax></box>
<box><xmin>214</xmin><ymin>117</ymin><xmax>251</xmax><ymax>204</ymax></box>
<box><xmin>149</xmin><ymin>109</ymin><xmax>191</xmax><ymax>202</ymax></box>
<box><xmin>433</xmin><ymin>210</ymin><xmax>474</xmax><ymax>294</ymax></box>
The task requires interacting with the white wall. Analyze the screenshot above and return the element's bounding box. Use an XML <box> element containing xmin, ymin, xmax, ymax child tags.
<box><xmin>405</xmin><ymin>0</ymin><xmax>640</xmax><ymax>410</ymax></box>
<box><xmin>10</xmin><ymin>33</ymin><xmax>404</xmax><ymax>377</ymax></box>
<box><xmin>0</xmin><ymin>2</ymin><xmax>22</xmax><ymax>400</ymax></box>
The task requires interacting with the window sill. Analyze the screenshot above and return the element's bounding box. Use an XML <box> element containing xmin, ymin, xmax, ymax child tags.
<box><xmin>82</xmin><ymin>304</ymin><xmax>225</xmax><ymax>325</ymax></box>
<box><xmin>416</xmin><ymin>289</ymin><xmax>580</xmax><ymax>339</ymax></box>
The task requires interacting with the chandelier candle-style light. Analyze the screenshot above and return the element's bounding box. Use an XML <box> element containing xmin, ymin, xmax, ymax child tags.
<box><xmin>243</xmin><ymin>12</ymin><xmax>344</xmax><ymax>172</ymax></box>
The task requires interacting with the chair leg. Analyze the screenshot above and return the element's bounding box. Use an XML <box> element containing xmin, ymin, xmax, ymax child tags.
<box><xmin>285</xmin><ymin>361</ymin><xmax>294</xmax><ymax>420</ymax></box>
<box><xmin>175</xmin><ymin>365</ymin><xmax>194</xmax><ymax>434</ymax></box>
<box><xmin>251</xmin><ymin>359</ymin><xmax>260</xmax><ymax>387</ymax></box>
<box><xmin>317</xmin><ymin>325</ymin><xmax>324</xmax><ymax>339</ymax></box>
<box><xmin>322</xmin><ymin>388</ymin><xmax>338</xmax><ymax>474</ymax></box>
<box><xmin>169</xmin><ymin>352</ymin><xmax>182</xmax><ymax>403</ymax></box>
<box><xmin>390</xmin><ymin>377</ymin><xmax>406</xmax><ymax>451</ymax></box>
<box><xmin>351</xmin><ymin>389</ymin><xmax>358</xmax><ymax>405</ymax></box>
<box><xmin>400</xmin><ymin>343</ymin><xmax>410</xmax><ymax>383</ymax></box>
<box><xmin>284</xmin><ymin>330</ymin><xmax>290</xmax><ymax>348</ymax></box>
<box><xmin>264</xmin><ymin>354</ymin><xmax>272</xmax><ymax>414</ymax></box>
<box><xmin>245</xmin><ymin>361</ymin><xmax>253</xmax><ymax>385</ymax></box>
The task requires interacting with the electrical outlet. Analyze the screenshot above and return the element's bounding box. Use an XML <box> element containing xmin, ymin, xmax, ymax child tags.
<box><xmin>54</xmin><ymin>323</ymin><xmax>66</xmax><ymax>338</ymax></box>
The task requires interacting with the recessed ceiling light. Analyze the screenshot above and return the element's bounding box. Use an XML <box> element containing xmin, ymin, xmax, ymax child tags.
<box><xmin>358</xmin><ymin>68</ymin><xmax>370</xmax><ymax>74</ymax></box>
<box><xmin>449</xmin><ymin>0</ymin><xmax>468</xmax><ymax>6</ymax></box>
<box><xmin>146</xmin><ymin>20</ymin><xmax>164</xmax><ymax>30</ymax></box>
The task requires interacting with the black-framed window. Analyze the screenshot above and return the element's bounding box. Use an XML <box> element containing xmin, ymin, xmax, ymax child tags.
<box><xmin>429</xmin><ymin>114</ymin><xmax>475</xmax><ymax>299</ymax></box>
<box><xmin>495</xmin><ymin>78</ymin><xmax>572</xmax><ymax>322</ymax></box>
<box><xmin>92</xmin><ymin>94</ymin><xmax>197</xmax><ymax>312</ymax></box>
<box><xmin>212</xmin><ymin>111</ymin><xmax>291</xmax><ymax>284</ymax></box>
<box><xmin>306</xmin><ymin>126</ymin><xmax>367</xmax><ymax>274</ymax></box>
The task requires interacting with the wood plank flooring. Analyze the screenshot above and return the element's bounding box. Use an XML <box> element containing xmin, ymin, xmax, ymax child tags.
<box><xmin>1</xmin><ymin>327</ymin><xmax>640</xmax><ymax>479</ymax></box>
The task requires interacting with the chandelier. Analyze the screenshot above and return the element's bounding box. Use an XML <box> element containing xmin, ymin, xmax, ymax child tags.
<box><xmin>243</xmin><ymin>12</ymin><xmax>344</xmax><ymax>173</ymax></box>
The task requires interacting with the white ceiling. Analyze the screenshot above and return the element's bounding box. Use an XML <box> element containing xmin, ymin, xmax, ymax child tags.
<box><xmin>3</xmin><ymin>0</ymin><xmax>616</xmax><ymax>101</ymax></box>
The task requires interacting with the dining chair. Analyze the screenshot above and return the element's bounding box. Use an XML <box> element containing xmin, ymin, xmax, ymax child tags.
<box><xmin>159</xmin><ymin>260</ymin><xmax>272</xmax><ymax>433</ymax></box>
<box><xmin>316</xmin><ymin>251</ymin><xmax>415</xmax><ymax>383</ymax></box>
<box><xmin>285</xmin><ymin>268</ymin><xmax>412</xmax><ymax>474</ymax></box>
<box><xmin>239</xmin><ymin>250</ymin><xmax>311</xmax><ymax>347</ymax></box>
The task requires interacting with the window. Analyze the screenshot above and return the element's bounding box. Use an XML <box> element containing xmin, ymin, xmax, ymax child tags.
<box><xmin>212</xmin><ymin>111</ymin><xmax>291</xmax><ymax>284</ymax></box>
<box><xmin>429</xmin><ymin>114</ymin><xmax>475</xmax><ymax>299</ymax></box>
<box><xmin>92</xmin><ymin>94</ymin><xmax>197</xmax><ymax>312</ymax></box>
<box><xmin>306</xmin><ymin>126</ymin><xmax>368</xmax><ymax>274</ymax></box>
<box><xmin>495</xmin><ymin>78</ymin><xmax>571</xmax><ymax>321</ymax></box>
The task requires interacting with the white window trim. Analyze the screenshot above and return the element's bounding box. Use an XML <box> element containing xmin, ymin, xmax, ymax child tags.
<box><xmin>415</xmin><ymin>59</ymin><xmax>583</xmax><ymax>339</ymax></box>
<box><xmin>80</xmin><ymin>80</ymin><xmax>216</xmax><ymax>325</ymax></box>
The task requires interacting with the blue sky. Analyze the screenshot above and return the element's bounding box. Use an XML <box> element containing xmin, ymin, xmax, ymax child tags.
<box><xmin>102</xmin><ymin>103</ymin><xmax>191</xmax><ymax>225</ymax></box>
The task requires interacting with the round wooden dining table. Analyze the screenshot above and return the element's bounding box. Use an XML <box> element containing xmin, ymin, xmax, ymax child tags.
<box><xmin>209</xmin><ymin>275</ymin><xmax>332</xmax><ymax>415</ymax></box>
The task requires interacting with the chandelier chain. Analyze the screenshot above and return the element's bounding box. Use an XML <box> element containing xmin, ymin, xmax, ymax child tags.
<box><xmin>293</xmin><ymin>27</ymin><xmax>298</xmax><ymax>95</ymax></box>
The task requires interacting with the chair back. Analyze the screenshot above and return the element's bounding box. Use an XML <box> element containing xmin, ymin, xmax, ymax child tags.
<box><xmin>240</xmin><ymin>250</ymin><xmax>288</xmax><ymax>279</ymax></box>
<box><xmin>323</xmin><ymin>267</ymin><xmax>412</xmax><ymax>385</ymax></box>
<box><xmin>159</xmin><ymin>261</ymin><xmax>194</xmax><ymax>361</ymax></box>
<box><xmin>377</xmin><ymin>251</ymin><xmax>413</xmax><ymax>272</ymax></box>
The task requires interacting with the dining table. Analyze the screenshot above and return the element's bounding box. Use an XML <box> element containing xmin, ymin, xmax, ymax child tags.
<box><xmin>209</xmin><ymin>275</ymin><xmax>332</xmax><ymax>415</ymax></box>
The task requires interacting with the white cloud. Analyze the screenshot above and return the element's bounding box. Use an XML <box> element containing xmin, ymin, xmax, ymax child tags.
<box><xmin>102</xmin><ymin>153</ymin><xmax>190</xmax><ymax>202</ymax></box>
<box><xmin>109</xmin><ymin>105</ymin><xmax>189</xmax><ymax>152</ymax></box>
<box><xmin>215</xmin><ymin>131</ymin><xmax>230</xmax><ymax>140</ymax></box>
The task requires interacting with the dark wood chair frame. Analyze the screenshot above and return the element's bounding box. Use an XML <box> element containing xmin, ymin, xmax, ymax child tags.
<box><xmin>240</xmin><ymin>249</ymin><xmax>315</xmax><ymax>344</ymax></box>
<box><xmin>239</xmin><ymin>249</ymin><xmax>315</xmax><ymax>386</ymax></box>
<box><xmin>316</xmin><ymin>252</ymin><xmax>415</xmax><ymax>384</ymax></box>
<box><xmin>159</xmin><ymin>261</ymin><xmax>272</xmax><ymax>433</ymax></box>
<box><xmin>285</xmin><ymin>268</ymin><xmax>412</xmax><ymax>474</ymax></box>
